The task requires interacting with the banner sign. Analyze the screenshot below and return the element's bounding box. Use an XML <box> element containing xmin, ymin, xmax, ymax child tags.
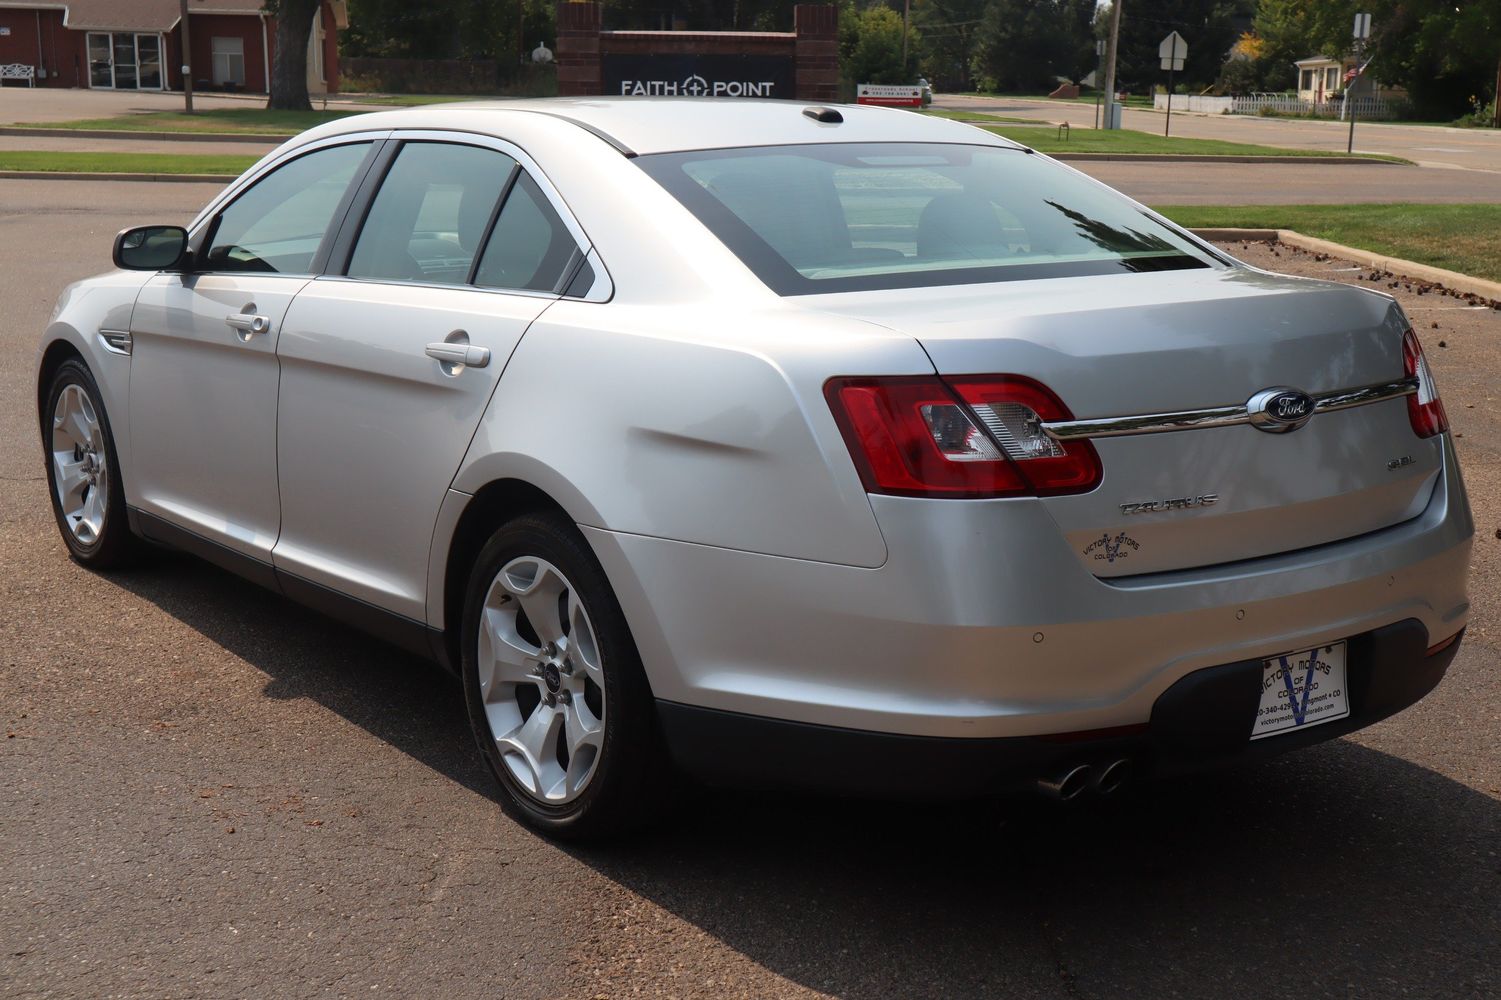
<box><xmin>603</xmin><ymin>54</ymin><xmax>794</xmax><ymax>99</ymax></box>
<box><xmin>856</xmin><ymin>84</ymin><xmax>923</xmax><ymax>107</ymax></box>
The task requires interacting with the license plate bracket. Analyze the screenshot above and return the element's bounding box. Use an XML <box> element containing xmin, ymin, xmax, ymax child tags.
<box><xmin>1250</xmin><ymin>642</ymin><xmax>1350</xmax><ymax>740</ymax></box>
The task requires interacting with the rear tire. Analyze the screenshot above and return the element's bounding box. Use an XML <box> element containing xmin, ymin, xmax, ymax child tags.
<box><xmin>461</xmin><ymin>511</ymin><xmax>668</xmax><ymax>840</ymax></box>
<box><xmin>41</xmin><ymin>359</ymin><xmax>140</xmax><ymax>569</ymax></box>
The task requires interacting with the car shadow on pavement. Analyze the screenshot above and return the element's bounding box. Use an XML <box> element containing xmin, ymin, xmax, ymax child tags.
<box><xmin>117</xmin><ymin>553</ymin><xmax>1498</xmax><ymax>999</ymax></box>
<box><xmin>114</xmin><ymin>549</ymin><xmax>500</xmax><ymax>802</ymax></box>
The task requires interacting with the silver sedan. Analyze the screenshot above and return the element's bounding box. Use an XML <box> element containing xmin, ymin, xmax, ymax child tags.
<box><xmin>34</xmin><ymin>99</ymin><xmax>1472</xmax><ymax>839</ymax></box>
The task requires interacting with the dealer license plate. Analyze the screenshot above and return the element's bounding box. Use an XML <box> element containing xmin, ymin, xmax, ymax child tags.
<box><xmin>1250</xmin><ymin>642</ymin><xmax>1350</xmax><ymax>740</ymax></box>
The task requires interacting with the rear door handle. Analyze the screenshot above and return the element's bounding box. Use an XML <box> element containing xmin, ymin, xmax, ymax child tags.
<box><xmin>226</xmin><ymin>312</ymin><xmax>272</xmax><ymax>337</ymax></box>
<box><xmin>425</xmin><ymin>343</ymin><xmax>491</xmax><ymax>369</ymax></box>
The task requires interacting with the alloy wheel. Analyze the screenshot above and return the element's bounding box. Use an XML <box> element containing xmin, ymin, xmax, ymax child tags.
<box><xmin>51</xmin><ymin>384</ymin><xmax>108</xmax><ymax>544</ymax></box>
<box><xmin>476</xmin><ymin>556</ymin><xmax>607</xmax><ymax>805</ymax></box>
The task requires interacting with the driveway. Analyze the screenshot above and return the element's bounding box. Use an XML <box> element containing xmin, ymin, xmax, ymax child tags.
<box><xmin>3</xmin><ymin>178</ymin><xmax>1497</xmax><ymax>999</ymax></box>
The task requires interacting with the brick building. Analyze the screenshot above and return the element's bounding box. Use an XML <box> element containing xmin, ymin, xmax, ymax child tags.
<box><xmin>0</xmin><ymin>0</ymin><xmax>346</xmax><ymax>93</ymax></box>
<box><xmin>556</xmin><ymin>2</ymin><xmax>838</xmax><ymax>103</ymax></box>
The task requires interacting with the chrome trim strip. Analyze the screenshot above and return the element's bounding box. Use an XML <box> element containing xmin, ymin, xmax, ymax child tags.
<box><xmin>1042</xmin><ymin>376</ymin><xmax>1418</xmax><ymax>442</ymax></box>
<box><xmin>98</xmin><ymin>329</ymin><xmax>133</xmax><ymax>356</ymax></box>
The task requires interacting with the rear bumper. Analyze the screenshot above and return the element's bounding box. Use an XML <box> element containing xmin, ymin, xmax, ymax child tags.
<box><xmin>586</xmin><ymin>436</ymin><xmax>1472</xmax><ymax>741</ymax></box>
<box><xmin>656</xmin><ymin>619</ymin><xmax>1461</xmax><ymax>797</ymax></box>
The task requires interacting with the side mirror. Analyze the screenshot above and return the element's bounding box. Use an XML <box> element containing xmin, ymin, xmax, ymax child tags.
<box><xmin>113</xmin><ymin>225</ymin><xmax>190</xmax><ymax>271</ymax></box>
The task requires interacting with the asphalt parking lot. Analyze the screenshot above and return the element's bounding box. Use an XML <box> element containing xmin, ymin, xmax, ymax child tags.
<box><xmin>2</xmin><ymin>178</ymin><xmax>1498</xmax><ymax>999</ymax></box>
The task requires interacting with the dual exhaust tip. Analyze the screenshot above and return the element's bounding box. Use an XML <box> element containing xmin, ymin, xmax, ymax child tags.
<box><xmin>1037</xmin><ymin>759</ymin><xmax>1132</xmax><ymax>802</ymax></box>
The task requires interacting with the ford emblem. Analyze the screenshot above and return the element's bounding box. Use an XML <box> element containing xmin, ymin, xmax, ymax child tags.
<box><xmin>1247</xmin><ymin>387</ymin><xmax>1317</xmax><ymax>433</ymax></box>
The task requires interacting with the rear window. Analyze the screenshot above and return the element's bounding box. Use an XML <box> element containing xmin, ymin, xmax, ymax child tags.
<box><xmin>635</xmin><ymin>142</ymin><xmax>1218</xmax><ymax>295</ymax></box>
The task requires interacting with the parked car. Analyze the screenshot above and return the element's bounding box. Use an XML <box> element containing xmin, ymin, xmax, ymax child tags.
<box><xmin>36</xmin><ymin>99</ymin><xmax>1472</xmax><ymax>839</ymax></box>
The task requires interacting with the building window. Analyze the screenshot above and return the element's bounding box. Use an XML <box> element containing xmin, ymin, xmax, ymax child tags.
<box><xmin>1299</xmin><ymin>69</ymin><xmax>1313</xmax><ymax>91</ymax></box>
<box><xmin>87</xmin><ymin>33</ymin><xmax>111</xmax><ymax>88</ymax></box>
<box><xmin>1326</xmin><ymin>67</ymin><xmax>1339</xmax><ymax>91</ymax></box>
<box><xmin>212</xmin><ymin>36</ymin><xmax>246</xmax><ymax>87</ymax></box>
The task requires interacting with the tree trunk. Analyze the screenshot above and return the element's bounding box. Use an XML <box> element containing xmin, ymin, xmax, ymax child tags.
<box><xmin>267</xmin><ymin>0</ymin><xmax>319</xmax><ymax>111</ymax></box>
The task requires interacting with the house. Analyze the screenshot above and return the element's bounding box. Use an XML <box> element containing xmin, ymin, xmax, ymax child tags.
<box><xmin>1294</xmin><ymin>54</ymin><xmax>1404</xmax><ymax>105</ymax></box>
<box><xmin>0</xmin><ymin>0</ymin><xmax>348</xmax><ymax>94</ymax></box>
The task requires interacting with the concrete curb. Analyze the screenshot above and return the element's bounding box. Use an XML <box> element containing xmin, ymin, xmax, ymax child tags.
<box><xmin>0</xmin><ymin>170</ymin><xmax>234</xmax><ymax>183</ymax></box>
<box><xmin>1194</xmin><ymin>227</ymin><xmax>1501</xmax><ymax>303</ymax></box>
<box><xmin>0</xmin><ymin>126</ymin><xmax>287</xmax><ymax>144</ymax></box>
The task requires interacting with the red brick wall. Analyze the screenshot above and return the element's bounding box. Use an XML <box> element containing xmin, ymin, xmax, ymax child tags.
<box><xmin>184</xmin><ymin>13</ymin><xmax>268</xmax><ymax>93</ymax></box>
<box><xmin>556</xmin><ymin>1</ymin><xmax>602</xmax><ymax>97</ymax></box>
<box><xmin>556</xmin><ymin>1</ymin><xmax>838</xmax><ymax>100</ymax></box>
<box><xmin>320</xmin><ymin>1</ymin><xmax>340</xmax><ymax>93</ymax></box>
<box><xmin>0</xmin><ymin>9</ymin><xmax>81</xmax><ymax>88</ymax></box>
<box><xmin>794</xmin><ymin>4</ymin><xmax>838</xmax><ymax>102</ymax></box>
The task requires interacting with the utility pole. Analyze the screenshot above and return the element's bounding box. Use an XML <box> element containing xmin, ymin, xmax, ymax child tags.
<box><xmin>179</xmin><ymin>0</ymin><xmax>194</xmax><ymax>113</ymax></box>
<box><xmin>1101</xmin><ymin>0</ymin><xmax>1124</xmax><ymax>129</ymax></box>
<box><xmin>1493</xmin><ymin>56</ymin><xmax>1500</xmax><ymax>128</ymax></box>
<box><xmin>1347</xmin><ymin>12</ymin><xmax>1370</xmax><ymax>155</ymax></box>
<box><xmin>1094</xmin><ymin>39</ymin><xmax>1106</xmax><ymax>128</ymax></box>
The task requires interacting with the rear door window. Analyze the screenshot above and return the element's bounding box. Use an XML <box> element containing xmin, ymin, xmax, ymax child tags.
<box><xmin>347</xmin><ymin>142</ymin><xmax>518</xmax><ymax>285</ymax></box>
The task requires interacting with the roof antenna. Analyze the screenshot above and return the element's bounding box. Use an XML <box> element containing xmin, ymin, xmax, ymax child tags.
<box><xmin>802</xmin><ymin>106</ymin><xmax>843</xmax><ymax>124</ymax></box>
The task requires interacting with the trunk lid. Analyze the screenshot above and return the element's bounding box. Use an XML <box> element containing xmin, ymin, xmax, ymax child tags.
<box><xmin>811</xmin><ymin>267</ymin><xmax>1442</xmax><ymax>576</ymax></box>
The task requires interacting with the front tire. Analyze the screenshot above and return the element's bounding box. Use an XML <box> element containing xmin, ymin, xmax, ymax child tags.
<box><xmin>461</xmin><ymin>511</ymin><xmax>667</xmax><ymax>840</ymax></box>
<box><xmin>42</xmin><ymin>358</ymin><xmax>139</xmax><ymax>569</ymax></box>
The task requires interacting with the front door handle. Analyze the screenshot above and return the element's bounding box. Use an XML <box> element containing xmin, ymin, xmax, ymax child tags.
<box><xmin>425</xmin><ymin>343</ymin><xmax>491</xmax><ymax>369</ymax></box>
<box><xmin>226</xmin><ymin>312</ymin><xmax>272</xmax><ymax>338</ymax></box>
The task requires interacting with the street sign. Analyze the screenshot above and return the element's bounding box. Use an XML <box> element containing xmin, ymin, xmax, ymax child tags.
<box><xmin>1159</xmin><ymin>32</ymin><xmax>1188</xmax><ymax>137</ymax></box>
<box><xmin>1353</xmin><ymin>12</ymin><xmax>1371</xmax><ymax>40</ymax></box>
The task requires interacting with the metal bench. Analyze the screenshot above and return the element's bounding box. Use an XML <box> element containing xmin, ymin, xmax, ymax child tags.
<box><xmin>1</xmin><ymin>64</ymin><xmax>36</xmax><ymax>87</ymax></box>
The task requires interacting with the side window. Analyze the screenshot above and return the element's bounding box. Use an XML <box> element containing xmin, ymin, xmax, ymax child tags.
<box><xmin>474</xmin><ymin>172</ymin><xmax>579</xmax><ymax>293</ymax></box>
<box><xmin>203</xmin><ymin>142</ymin><xmax>370</xmax><ymax>275</ymax></box>
<box><xmin>347</xmin><ymin>142</ymin><xmax>517</xmax><ymax>285</ymax></box>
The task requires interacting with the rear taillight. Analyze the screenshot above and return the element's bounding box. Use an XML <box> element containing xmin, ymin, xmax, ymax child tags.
<box><xmin>1403</xmin><ymin>329</ymin><xmax>1448</xmax><ymax>439</ymax></box>
<box><xmin>824</xmin><ymin>375</ymin><xmax>1101</xmax><ymax>499</ymax></box>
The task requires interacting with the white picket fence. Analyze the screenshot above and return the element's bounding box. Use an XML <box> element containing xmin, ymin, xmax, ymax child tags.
<box><xmin>1229</xmin><ymin>93</ymin><xmax>1405</xmax><ymax>120</ymax></box>
<box><xmin>1151</xmin><ymin>92</ymin><xmax>1405</xmax><ymax>120</ymax></box>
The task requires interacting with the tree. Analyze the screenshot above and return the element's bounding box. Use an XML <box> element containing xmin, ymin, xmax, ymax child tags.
<box><xmin>1253</xmin><ymin>0</ymin><xmax>1500</xmax><ymax>117</ymax></box>
<box><xmin>843</xmin><ymin>5</ymin><xmax>910</xmax><ymax>85</ymax></box>
<box><xmin>911</xmin><ymin>0</ymin><xmax>986</xmax><ymax>91</ymax></box>
<box><xmin>266</xmin><ymin>0</ymin><xmax>320</xmax><ymax>110</ymax></box>
<box><xmin>972</xmin><ymin>0</ymin><xmax>1075</xmax><ymax>92</ymax></box>
<box><xmin>1098</xmin><ymin>0</ymin><xmax>1246</xmax><ymax>93</ymax></box>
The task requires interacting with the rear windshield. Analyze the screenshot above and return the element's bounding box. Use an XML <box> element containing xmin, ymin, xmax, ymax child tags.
<box><xmin>636</xmin><ymin>142</ymin><xmax>1217</xmax><ymax>295</ymax></box>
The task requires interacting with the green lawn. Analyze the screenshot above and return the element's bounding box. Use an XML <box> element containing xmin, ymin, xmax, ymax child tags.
<box><xmin>20</xmin><ymin>108</ymin><xmax>365</xmax><ymax>135</ymax></box>
<box><xmin>985</xmin><ymin>124</ymin><xmax>1397</xmax><ymax>159</ymax></box>
<box><xmin>0</xmin><ymin>151</ymin><xmax>256</xmax><ymax>175</ymax></box>
<box><xmin>1156</xmin><ymin>203</ymin><xmax>1501</xmax><ymax>283</ymax></box>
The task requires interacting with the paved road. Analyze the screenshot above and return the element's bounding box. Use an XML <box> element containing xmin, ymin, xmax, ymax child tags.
<box><xmin>939</xmin><ymin>94</ymin><xmax>1501</xmax><ymax>173</ymax></box>
<box><xmin>2</xmin><ymin>179</ymin><xmax>1498</xmax><ymax>999</ymax></box>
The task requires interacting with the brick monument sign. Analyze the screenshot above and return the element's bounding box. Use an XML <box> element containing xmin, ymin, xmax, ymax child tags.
<box><xmin>556</xmin><ymin>2</ymin><xmax>838</xmax><ymax>102</ymax></box>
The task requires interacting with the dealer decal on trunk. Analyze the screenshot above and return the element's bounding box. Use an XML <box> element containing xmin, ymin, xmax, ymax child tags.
<box><xmin>1083</xmin><ymin>531</ymin><xmax>1140</xmax><ymax>564</ymax></box>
